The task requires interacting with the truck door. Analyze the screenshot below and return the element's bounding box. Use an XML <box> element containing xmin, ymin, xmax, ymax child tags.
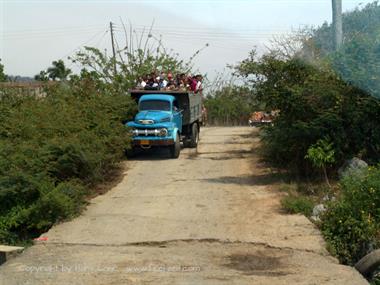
<box><xmin>173</xmin><ymin>100</ymin><xmax>182</xmax><ymax>133</ymax></box>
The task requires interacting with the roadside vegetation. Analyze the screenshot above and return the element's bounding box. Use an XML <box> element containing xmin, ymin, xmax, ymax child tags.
<box><xmin>281</xmin><ymin>193</ymin><xmax>314</xmax><ymax>217</ymax></box>
<box><xmin>322</xmin><ymin>167</ymin><xmax>380</xmax><ymax>265</ymax></box>
<box><xmin>231</xmin><ymin>2</ymin><xmax>380</xmax><ymax>280</ymax></box>
<box><xmin>0</xmin><ymin>82</ymin><xmax>135</xmax><ymax>244</ymax></box>
<box><xmin>0</xmin><ymin>26</ymin><xmax>201</xmax><ymax>245</ymax></box>
<box><xmin>204</xmin><ymin>85</ymin><xmax>256</xmax><ymax>126</ymax></box>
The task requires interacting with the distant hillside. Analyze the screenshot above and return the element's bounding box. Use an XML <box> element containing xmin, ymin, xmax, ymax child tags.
<box><xmin>311</xmin><ymin>2</ymin><xmax>380</xmax><ymax>98</ymax></box>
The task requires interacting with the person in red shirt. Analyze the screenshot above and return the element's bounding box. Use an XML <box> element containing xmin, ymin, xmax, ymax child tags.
<box><xmin>188</xmin><ymin>75</ymin><xmax>197</xmax><ymax>92</ymax></box>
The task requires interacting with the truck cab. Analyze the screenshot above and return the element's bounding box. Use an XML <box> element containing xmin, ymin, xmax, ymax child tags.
<box><xmin>126</xmin><ymin>91</ymin><xmax>202</xmax><ymax>158</ymax></box>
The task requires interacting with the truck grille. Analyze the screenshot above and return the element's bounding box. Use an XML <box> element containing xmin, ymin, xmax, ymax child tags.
<box><xmin>133</xmin><ymin>128</ymin><xmax>168</xmax><ymax>137</ymax></box>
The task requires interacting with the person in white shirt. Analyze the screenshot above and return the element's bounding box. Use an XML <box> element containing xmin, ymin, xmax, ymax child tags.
<box><xmin>159</xmin><ymin>72</ymin><xmax>168</xmax><ymax>89</ymax></box>
<box><xmin>140</xmin><ymin>75</ymin><xmax>147</xmax><ymax>88</ymax></box>
<box><xmin>136</xmin><ymin>75</ymin><xmax>147</xmax><ymax>89</ymax></box>
<box><xmin>195</xmin><ymin>74</ymin><xmax>203</xmax><ymax>93</ymax></box>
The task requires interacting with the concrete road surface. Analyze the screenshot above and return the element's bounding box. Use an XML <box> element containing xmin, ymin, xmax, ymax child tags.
<box><xmin>0</xmin><ymin>127</ymin><xmax>368</xmax><ymax>285</ymax></box>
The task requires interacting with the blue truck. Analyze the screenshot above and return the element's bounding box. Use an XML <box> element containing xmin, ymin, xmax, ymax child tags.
<box><xmin>126</xmin><ymin>90</ymin><xmax>203</xmax><ymax>158</ymax></box>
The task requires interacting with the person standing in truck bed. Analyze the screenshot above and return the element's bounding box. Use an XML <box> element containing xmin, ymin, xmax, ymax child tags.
<box><xmin>188</xmin><ymin>75</ymin><xmax>197</xmax><ymax>92</ymax></box>
<box><xmin>195</xmin><ymin>74</ymin><xmax>203</xmax><ymax>94</ymax></box>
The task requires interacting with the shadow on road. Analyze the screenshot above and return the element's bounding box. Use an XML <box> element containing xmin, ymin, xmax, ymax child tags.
<box><xmin>186</xmin><ymin>149</ymin><xmax>252</xmax><ymax>161</ymax></box>
<box><xmin>126</xmin><ymin>147</ymin><xmax>173</xmax><ymax>161</ymax></box>
<box><xmin>126</xmin><ymin>142</ymin><xmax>192</xmax><ymax>161</ymax></box>
<box><xmin>199</xmin><ymin>173</ymin><xmax>286</xmax><ymax>186</ymax></box>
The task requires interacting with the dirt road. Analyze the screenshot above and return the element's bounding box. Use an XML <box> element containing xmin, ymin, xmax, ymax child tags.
<box><xmin>0</xmin><ymin>127</ymin><xmax>368</xmax><ymax>285</ymax></box>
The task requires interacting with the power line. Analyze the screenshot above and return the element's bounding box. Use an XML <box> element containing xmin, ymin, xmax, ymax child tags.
<box><xmin>3</xmin><ymin>24</ymin><xmax>105</xmax><ymax>34</ymax></box>
<box><xmin>128</xmin><ymin>24</ymin><xmax>293</xmax><ymax>32</ymax></box>
<box><xmin>66</xmin><ymin>30</ymin><xmax>110</xmax><ymax>71</ymax></box>
<box><xmin>121</xmin><ymin>28</ymin><xmax>291</xmax><ymax>37</ymax></box>
<box><xmin>2</xmin><ymin>28</ymin><xmax>106</xmax><ymax>40</ymax></box>
<box><xmin>61</xmin><ymin>30</ymin><xmax>107</xmax><ymax>59</ymax></box>
<box><xmin>113</xmin><ymin>27</ymin><xmax>294</xmax><ymax>35</ymax></box>
<box><xmin>114</xmin><ymin>27</ymin><xmax>292</xmax><ymax>41</ymax></box>
<box><xmin>3</xmin><ymin>23</ymin><xmax>299</xmax><ymax>37</ymax></box>
<box><xmin>93</xmin><ymin>30</ymin><xmax>109</xmax><ymax>48</ymax></box>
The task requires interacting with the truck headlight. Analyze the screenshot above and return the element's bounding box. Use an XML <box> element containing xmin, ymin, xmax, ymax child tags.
<box><xmin>159</xmin><ymin>128</ymin><xmax>168</xmax><ymax>137</ymax></box>
<box><xmin>130</xmin><ymin>129</ymin><xmax>138</xmax><ymax>137</ymax></box>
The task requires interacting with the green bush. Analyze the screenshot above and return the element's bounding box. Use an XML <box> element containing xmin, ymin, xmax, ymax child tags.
<box><xmin>0</xmin><ymin>82</ymin><xmax>136</xmax><ymax>244</ymax></box>
<box><xmin>321</xmin><ymin>166</ymin><xmax>380</xmax><ymax>265</ymax></box>
<box><xmin>372</xmin><ymin>277</ymin><xmax>380</xmax><ymax>285</ymax></box>
<box><xmin>236</xmin><ymin>53</ymin><xmax>380</xmax><ymax>175</ymax></box>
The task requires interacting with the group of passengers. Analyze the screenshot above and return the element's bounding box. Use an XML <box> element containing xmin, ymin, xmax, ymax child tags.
<box><xmin>136</xmin><ymin>71</ymin><xmax>203</xmax><ymax>93</ymax></box>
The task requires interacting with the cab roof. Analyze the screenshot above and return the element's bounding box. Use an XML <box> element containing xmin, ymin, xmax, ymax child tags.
<box><xmin>139</xmin><ymin>94</ymin><xmax>175</xmax><ymax>103</ymax></box>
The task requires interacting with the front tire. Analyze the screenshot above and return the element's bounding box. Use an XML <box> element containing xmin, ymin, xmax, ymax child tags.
<box><xmin>169</xmin><ymin>134</ymin><xmax>180</xmax><ymax>158</ymax></box>
<box><xmin>125</xmin><ymin>147</ymin><xmax>137</xmax><ymax>158</ymax></box>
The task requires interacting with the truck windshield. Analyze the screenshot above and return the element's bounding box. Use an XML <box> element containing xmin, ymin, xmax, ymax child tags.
<box><xmin>140</xmin><ymin>100</ymin><xmax>171</xmax><ymax>111</ymax></box>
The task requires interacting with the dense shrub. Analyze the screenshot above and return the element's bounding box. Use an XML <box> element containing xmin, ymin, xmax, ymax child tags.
<box><xmin>321</xmin><ymin>166</ymin><xmax>380</xmax><ymax>265</ymax></box>
<box><xmin>0</xmin><ymin>83</ymin><xmax>136</xmax><ymax>244</ymax></box>
<box><xmin>236</xmin><ymin>53</ymin><xmax>380</xmax><ymax>175</ymax></box>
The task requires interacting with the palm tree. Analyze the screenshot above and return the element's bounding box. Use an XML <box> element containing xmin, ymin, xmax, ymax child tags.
<box><xmin>47</xmin><ymin>60</ymin><xmax>72</xmax><ymax>81</ymax></box>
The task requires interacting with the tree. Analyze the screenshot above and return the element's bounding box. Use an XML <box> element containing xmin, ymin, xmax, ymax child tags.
<box><xmin>0</xmin><ymin>59</ymin><xmax>7</xmax><ymax>82</ymax></box>
<box><xmin>235</xmin><ymin>47</ymin><xmax>380</xmax><ymax>176</ymax></box>
<box><xmin>71</xmin><ymin>22</ymin><xmax>206</xmax><ymax>93</ymax></box>
<box><xmin>307</xmin><ymin>1</ymin><xmax>380</xmax><ymax>98</ymax></box>
<box><xmin>46</xmin><ymin>60</ymin><xmax>72</xmax><ymax>81</ymax></box>
<box><xmin>35</xmin><ymin>60</ymin><xmax>72</xmax><ymax>82</ymax></box>
<box><xmin>305</xmin><ymin>138</ymin><xmax>335</xmax><ymax>187</ymax></box>
<box><xmin>34</xmin><ymin>70</ymin><xmax>49</xmax><ymax>81</ymax></box>
<box><xmin>204</xmin><ymin>85</ymin><xmax>257</xmax><ymax>126</ymax></box>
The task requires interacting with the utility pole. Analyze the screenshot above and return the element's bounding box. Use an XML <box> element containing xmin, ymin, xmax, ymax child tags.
<box><xmin>332</xmin><ymin>0</ymin><xmax>343</xmax><ymax>50</ymax></box>
<box><xmin>109</xmin><ymin>21</ymin><xmax>117</xmax><ymax>75</ymax></box>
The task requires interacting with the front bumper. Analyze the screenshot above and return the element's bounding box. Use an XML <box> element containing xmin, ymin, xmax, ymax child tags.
<box><xmin>133</xmin><ymin>138</ymin><xmax>174</xmax><ymax>146</ymax></box>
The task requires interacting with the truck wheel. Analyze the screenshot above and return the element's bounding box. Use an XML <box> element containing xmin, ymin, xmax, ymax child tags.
<box><xmin>125</xmin><ymin>147</ymin><xmax>137</xmax><ymax>158</ymax></box>
<box><xmin>169</xmin><ymin>134</ymin><xmax>180</xmax><ymax>158</ymax></box>
<box><xmin>189</xmin><ymin>123</ymin><xmax>199</xmax><ymax>148</ymax></box>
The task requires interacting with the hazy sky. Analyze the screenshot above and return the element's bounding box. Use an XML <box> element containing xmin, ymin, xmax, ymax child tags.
<box><xmin>0</xmin><ymin>0</ymin><xmax>375</xmax><ymax>79</ymax></box>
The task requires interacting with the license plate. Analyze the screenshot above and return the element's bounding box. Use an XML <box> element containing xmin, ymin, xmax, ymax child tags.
<box><xmin>140</xmin><ymin>140</ymin><xmax>150</xmax><ymax>145</ymax></box>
